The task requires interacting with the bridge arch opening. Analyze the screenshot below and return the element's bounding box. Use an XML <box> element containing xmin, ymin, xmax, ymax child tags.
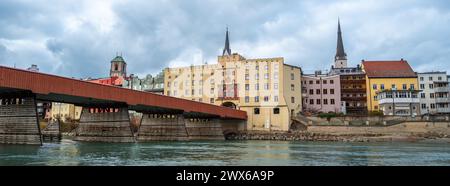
<box><xmin>221</xmin><ymin>102</ymin><xmax>237</xmax><ymax>109</ymax></box>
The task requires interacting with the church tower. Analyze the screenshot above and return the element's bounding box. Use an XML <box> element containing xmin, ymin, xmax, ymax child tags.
<box><xmin>222</xmin><ymin>27</ymin><xmax>232</xmax><ymax>56</ymax></box>
<box><xmin>110</xmin><ymin>54</ymin><xmax>127</xmax><ymax>78</ymax></box>
<box><xmin>335</xmin><ymin>19</ymin><xmax>348</xmax><ymax>68</ymax></box>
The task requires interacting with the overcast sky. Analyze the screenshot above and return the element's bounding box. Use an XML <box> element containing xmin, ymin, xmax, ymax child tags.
<box><xmin>1</xmin><ymin>0</ymin><xmax>450</xmax><ymax>78</ymax></box>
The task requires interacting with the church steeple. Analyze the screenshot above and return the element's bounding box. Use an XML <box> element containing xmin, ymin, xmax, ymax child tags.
<box><xmin>335</xmin><ymin>18</ymin><xmax>348</xmax><ymax>68</ymax></box>
<box><xmin>222</xmin><ymin>27</ymin><xmax>232</xmax><ymax>56</ymax></box>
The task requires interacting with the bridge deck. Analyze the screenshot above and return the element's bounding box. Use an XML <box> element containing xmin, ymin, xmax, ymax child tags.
<box><xmin>0</xmin><ymin>66</ymin><xmax>247</xmax><ymax>120</ymax></box>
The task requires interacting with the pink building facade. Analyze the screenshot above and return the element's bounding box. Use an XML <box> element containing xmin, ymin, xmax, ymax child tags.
<box><xmin>302</xmin><ymin>73</ymin><xmax>342</xmax><ymax>113</ymax></box>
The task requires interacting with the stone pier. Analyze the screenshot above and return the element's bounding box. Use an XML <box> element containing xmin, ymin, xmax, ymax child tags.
<box><xmin>0</xmin><ymin>95</ymin><xmax>42</xmax><ymax>145</ymax></box>
<box><xmin>137</xmin><ymin>114</ymin><xmax>189</xmax><ymax>141</ymax></box>
<box><xmin>74</xmin><ymin>107</ymin><xmax>135</xmax><ymax>142</ymax></box>
<box><xmin>185</xmin><ymin>118</ymin><xmax>225</xmax><ymax>140</ymax></box>
<box><xmin>42</xmin><ymin>120</ymin><xmax>61</xmax><ymax>142</ymax></box>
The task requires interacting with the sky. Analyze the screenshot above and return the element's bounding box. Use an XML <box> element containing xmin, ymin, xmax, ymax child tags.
<box><xmin>1</xmin><ymin>0</ymin><xmax>450</xmax><ymax>78</ymax></box>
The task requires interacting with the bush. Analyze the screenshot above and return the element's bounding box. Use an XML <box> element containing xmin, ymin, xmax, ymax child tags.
<box><xmin>369</xmin><ymin>111</ymin><xmax>384</xmax><ymax>116</ymax></box>
<box><xmin>318</xmin><ymin>113</ymin><xmax>338</xmax><ymax>121</ymax></box>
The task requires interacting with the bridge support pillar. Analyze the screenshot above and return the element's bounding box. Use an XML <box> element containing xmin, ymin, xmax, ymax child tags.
<box><xmin>137</xmin><ymin>114</ymin><xmax>189</xmax><ymax>141</ymax></box>
<box><xmin>42</xmin><ymin>120</ymin><xmax>61</xmax><ymax>142</ymax></box>
<box><xmin>0</xmin><ymin>95</ymin><xmax>42</xmax><ymax>145</ymax></box>
<box><xmin>74</xmin><ymin>107</ymin><xmax>135</xmax><ymax>142</ymax></box>
<box><xmin>185</xmin><ymin>118</ymin><xmax>225</xmax><ymax>140</ymax></box>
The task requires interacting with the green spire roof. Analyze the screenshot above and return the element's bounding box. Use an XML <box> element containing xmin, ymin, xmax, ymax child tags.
<box><xmin>111</xmin><ymin>55</ymin><xmax>125</xmax><ymax>63</ymax></box>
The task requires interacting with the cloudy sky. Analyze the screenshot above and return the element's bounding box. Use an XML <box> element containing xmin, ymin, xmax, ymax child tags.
<box><xmin>1</xmin><ymin>0</ymin><xmax>450</xmax><ymax>78</ymax></box>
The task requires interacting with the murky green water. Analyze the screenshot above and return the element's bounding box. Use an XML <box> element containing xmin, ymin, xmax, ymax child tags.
<box><xmin>1</xmin><ymin>139</ymin><xmax>450</xmax><ymax>166</ymax></box>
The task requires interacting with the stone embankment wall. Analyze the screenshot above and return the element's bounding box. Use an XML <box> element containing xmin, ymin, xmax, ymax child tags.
<box><xmin>230</xmin><ymin>121</ymin><xmax>450</xmax><ymax>142</ymax></box>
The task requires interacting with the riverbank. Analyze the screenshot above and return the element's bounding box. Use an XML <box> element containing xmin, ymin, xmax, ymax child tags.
<box><xmin>227</xmin><ymin>130</ymin><xmax>450</xmax><ymax>143</ymax></box>
<box><xmin>228</xmin><ymin>121</ymin><xmax>450</xmax><ymax>143</ymax></box>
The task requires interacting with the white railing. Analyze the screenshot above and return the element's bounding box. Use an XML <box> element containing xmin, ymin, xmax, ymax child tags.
<box><xmin>435</xmin><ymin>98</ymin><xmax>450</xmax><ymax>103</ymax></box>
<box><xmin>378</xmin><ymin>98</ymin><xmax>420</xmax><ymax>104</ymax></box>
<box><xmin>434</xmin><ymin>87</ymin><xmax>450</xmax><ymax>93</ymax></box>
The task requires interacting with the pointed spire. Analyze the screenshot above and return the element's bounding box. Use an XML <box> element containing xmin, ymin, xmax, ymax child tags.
<box><xmin>335</xmin><ymin>18</ymin><xmax>347</xmax><ymax>60</ymax></box>
<box><xmin>222</xmin><ymin>27</ymin><xmax>232</xmax><ymax>56</ymax></box>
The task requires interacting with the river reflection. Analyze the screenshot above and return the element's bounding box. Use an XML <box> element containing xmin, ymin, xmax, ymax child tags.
<box><xmin>1</xmin><ymin>139</ymin><xmax>450</xmax><ymax>166</ymax></box>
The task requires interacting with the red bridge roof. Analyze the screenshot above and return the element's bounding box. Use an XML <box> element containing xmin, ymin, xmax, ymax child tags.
<box><xmin>0</xmin><ymin>66</ymin><xmax>247</xmax><ymax>120</ymax></box>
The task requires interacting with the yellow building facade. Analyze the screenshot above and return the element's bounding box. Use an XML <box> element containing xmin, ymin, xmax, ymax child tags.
<box><xmin>164</xmin><ymin>53</ymin><xmax>302</xmax><ymax>131</ymax></box>
<box><xmin>50</xmin><ymin>103</ymin><xmax>82</xmax><ymax>122</ymax></box>
<box><xmin>362</xmin><ymin>60</ymin><xmax>419</xmax><ymax>112</ymax></box>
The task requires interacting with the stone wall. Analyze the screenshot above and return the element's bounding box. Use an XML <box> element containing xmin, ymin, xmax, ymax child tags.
<box><xmin>0</xmin><ymin>97</ymin><xmax>41</xmax><ymax>145</ymax></box>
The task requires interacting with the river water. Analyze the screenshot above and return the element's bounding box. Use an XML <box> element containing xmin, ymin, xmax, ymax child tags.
<box><xmin>1</xmin><ymin>139</ymin><xmax>450</xmax><ymax>166</ymax></box>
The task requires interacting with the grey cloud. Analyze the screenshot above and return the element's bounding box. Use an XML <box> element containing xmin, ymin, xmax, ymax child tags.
<box><xmin>1</xmin><ymin>0</ymin><xmax>450</xmax><ymax>78</ymax></box>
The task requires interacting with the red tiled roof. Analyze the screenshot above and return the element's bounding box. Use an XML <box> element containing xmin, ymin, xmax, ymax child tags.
<box><xmin>362</xmin><ymin>60</ymin><xmax>417</xmax><ymax>78</ymax></box>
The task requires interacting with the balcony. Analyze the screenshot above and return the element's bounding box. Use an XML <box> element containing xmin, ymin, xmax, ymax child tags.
<box><xmin>341</xmin><ymin>88</ymin><xmax>366</xmax><ymax>93</ymax></box>
<box><xmin>434</xmin><ymin>87</ymin><xmax>450</xmax><ymax>93</ymax></box>
<box><xmin>435</xmin><ymin>97</ymin><xmax>450</xmax><ymax>103</ymax></box>
<box><xmin>437</xmin><ymin>107</ymin><xmax>450</xmax><ymax>113</ymax></box>
<box><xmin>342</xmin><ymin>97</ymin><xmax>367</xmax><ymax>101</ymax></box>
<box><xmin>378</xmin><ymin>97</ymin><xmax>420</xmax><ymax>105</ymax></box>
<box><xmin>340</xmin><ymin>79</ymin><xmax>366</xmax><ymax>84</ymax></box>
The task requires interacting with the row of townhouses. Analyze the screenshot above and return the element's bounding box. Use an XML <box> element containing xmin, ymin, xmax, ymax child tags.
<box><xmin>39</xmin><ymin>20</ymin><xmax>449</xmax><ymax>132</ymax></box>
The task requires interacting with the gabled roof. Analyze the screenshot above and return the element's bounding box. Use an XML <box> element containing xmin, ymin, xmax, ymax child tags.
<box><xmin>362</xmin><ymin>60</ymin><xmax>417</xmax><ymax>78</ymax></box>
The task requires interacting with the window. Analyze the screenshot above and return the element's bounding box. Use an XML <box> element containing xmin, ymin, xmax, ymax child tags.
<box><xmin>330</xmin><ymin>89</ymin><xmax>335</xmax><ymax>94</ymax></box>
<box><xmin>245</xmin><ymin>84</ymin><xmax>250</xmax><ymax>91</ymax></box>
<box><xmin>291</xmin><ymin>97</ymin><xmax>295</xmax><ymax>103</ymax></box>
<box><xmin>114</xmin><ymin>64</ymin><xmax>118</xmax><ymax>71</ymax></box>
<box><xmin>330</xmin><ymin>80</ymin><xmax>334</xmax><ymax>84</ymax></box>
<box><xmin>255</xmin><ymin>74</ymin><xmax>259</xmax><ymax>80</ymax></box>
<box><xmin>254</xmin><ymin>108</ymin><xmax>260</xmax><ymax>115</ymax></box>
<box><xmin>274</xmin><ymin>83</ymin><xmax>278</xmax><ymax>90</ymax></box>
<box><xmin>255</xmin><ymin>96</ymin><xmax>260</xmax><ymax>102</ymax></box>
<box><xmin>291</xmin><ymin>84</ymin><xmax>295</xmax><ymax>91</ymax></box>
<box><xmin>310</xmin><ymin>99</ymin><xmax>314</xmax><ymax>105</ymax></box>
<box><xmin>291</xmin><ymin>73</ymin><xmax>295</xmax><ymax>80</ymax></box>
<box><xmin>265</xmin><ymin>73</ymin><xmax>269</xmax><ymax>79</ymax></box>
<box><xmin>429</xmin><ymin>84</ymin><xmax>434</xmax><ymax>89</ymax></box>
<box><xmin>255</xmin><ymin>84</ymin><xmax>259</xmax><ymax>90</ymax></box>
<box><xmin>323</xmin><ymin>80</ymin><xmax>327</xmax><ymax>84</ymax></box>
<box><xmin>323</xmin><ymin>99</ymin><xmax>328</xmax><ymax>105</ymax></box>
<box><xmin>392</xmin><ymin>84</ymin><xmax>396</xmax><ymax>89</ymax></box>
<box><xmin>421</xmin><ymin>93</ymin><xmax>426</xmax><ymax>98</ymax></box>
<box><xmin>198</xmin><ymin>89</ymin><xmax>202</xmax><ymax>95</ymax></box>
<box><xmin>430</xmin><ymin>93</ymin><xmax>435</xmax><ymax>98</ymax></box>
<box><xmin>245</xmin><ymin>96</ymin><xmax>249</xmax><ymax>103</ymax></box>
<box><xmin>309</xmin><ymin>81</ymin><xmax>313</xmax><ymax>84</ymax></box>
<box><xmin>402</xmin><ymin>84</ymin><xmax>407</xmax><ymax>90</ymax></box>
<box><xmin>316</xmin><ymin>89</ymin><xmax>321</xmax><ymax>94</ymax></box>
<box><xmin>323</xmin><ymin>89</ymin><xmax>328</xmax><ymax>94</ymax></box>
<box><xmin>420</xmin><ymin>77</ymin><xmax>424</xmax><ymax>81</ymax></box>
<box><xmin>192</xmin><ymin>89</ymin><xmax>195</xmax><ymax>95</ymax></box>
<box><xmin>429</xmin><ymin>77</ymin><xmax>433</xmax><ymax>81</ymax></box>
<box><xmin>421</xmin><ymin>104</ymin><xmax>426</xmax><ymax>109</ymax></box>
<box><xmin>373</xmin><ymin>84</ymin><xmax>377</xmax><ymax>90</ymax></box>
<box><xmin>438</xmin><ymin>76</ymin><xmax>442</xmax><ymax>81</ymax></box>
<box><xmin>431</xmin><ymin>104</ymin><xmax>436</xmax><ymax>109</ymax></box>
<box><xmin>316</xmin><ymin>80</ymin><xmax>320</xmax><ymax>84</ymax></box>
<box><xmin>264</xmin><ymin>96</ymin><xmax>269</xmax><ymax>102</ymax></box>
<box><xmin>185</xmin><ymin>90</ymin><xmax>189</xmax><ymax>96</ymax></box>
<box><xmin>374</xmin><ymin>96</ymin><xmax>378</xmax><ymax>101</ymax></box>
<box><xmin>210</xmin><ymin>98</ymin><xmax>214</xmax><ymax>104</ymax></box>
<box><xmin>331</xmin><ymin>99</ymin><xmax>335</xmax><ymax>105</ymax></box>
<box><xmin>410</xmin><ymin>84</ymin><xmax>415</xmax><ymax>90</ymax></box>
<box><xmin>274</xmin><ymin>73</ymin><xmax>279</xmax><ymax>80</ymax></box>
<box><xmin>210</xmin><ymin>88</ymin><xmax>214</xmax><ymax>94</ymax></box>
<box><xmin>309</xmin><ymin>89</ymin><xmax>314</xmax><ymax>95</ymax></box>
<box><xmin>256</xmin><ymin>66</ymin><xmax>259</xmax><ymax>70</ymax></box>
<box><xmin>420</xmin><ymin>84</ymin><xmax>425</xmax><ymax>89</ymax></box>
<box><xmin>274</xmin><ymin>96</ymin><xmax>279</xmax><ymax>102</ymax></box>
<box><xmin>245</xmin><ymin>74</ymin><xmax>249</xmax><ymax>80</ymax></box>
<box><xmin>173</xmin><ymin>90</ymin><xmax>177</xmax><ymax>96</ymax></box>
<box><xmin>381</xmin><ymin>84</ymin><xmax>385</xmax><ymax>90</ymax></box>
<box><xmin>265</xmin><ymin>65</ymin><xmax>269</xmax><ymax>70</ymax></box>
<box><xmin>316</xmin><ymin>99</ymin><xmax>321</xmax><ymax>105</ymax></box>
<box><xmin>273</xmin><ymin>108</ymin><xmax>280</xmax><ymax>114</ymax></box>
<box><xmin>265</xmin><ymin>83</ymin><xmax>269</xmax><ymax>90</ymax></box>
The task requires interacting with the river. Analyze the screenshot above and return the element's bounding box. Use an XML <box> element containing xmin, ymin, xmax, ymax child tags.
<box><xmin>1</xmin><ymin>139</ymin><xmax>450</xmax><ymax>166</ymax></box>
